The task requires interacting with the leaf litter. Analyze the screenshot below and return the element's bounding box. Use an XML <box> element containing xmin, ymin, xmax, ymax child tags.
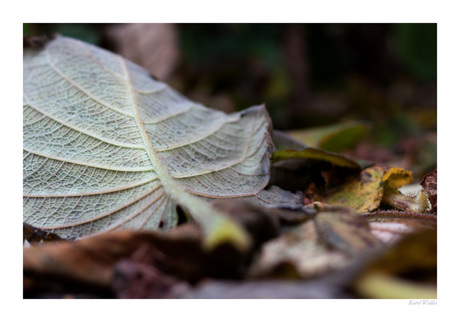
<box><xmin>23</xmin><ymin>36</ymin><xmax>437</xmax><ymax>299</ymax></box>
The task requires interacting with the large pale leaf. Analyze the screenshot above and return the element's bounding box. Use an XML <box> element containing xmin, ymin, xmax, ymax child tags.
<box><xmin>23</xmin><ymin>36</ymin><xmax>292</xmax><ymax>248</ymax></box>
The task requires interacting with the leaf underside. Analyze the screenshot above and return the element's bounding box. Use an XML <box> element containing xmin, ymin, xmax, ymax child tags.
<box><xmin>23</xmin><ymin>36</ymin><xmax>297</xmax><ymax>241</ymax></box>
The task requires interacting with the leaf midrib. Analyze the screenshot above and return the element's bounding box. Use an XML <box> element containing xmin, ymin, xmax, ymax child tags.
<box><xmin>117</xmin><ymin>56</ymin><xmax>247</xmax><ymax>230</ymax></box>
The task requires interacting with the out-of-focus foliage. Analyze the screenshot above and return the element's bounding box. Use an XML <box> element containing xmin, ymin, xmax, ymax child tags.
<box><xmin>394</xmin><ymin>24</ymin><xmax>437</xmax><ymax>81</ymax></box>
<box><xmin>354</xmin><ymin>230</ymin><xmax>436</xmax><ymax>299</ymax></box>
<box><xmin>288</xmin><ymin>121</ymin><xmax>370</xmax><ymax>153</ymax></box>
<box><xmin>24</xmin><ymin>25</ymin><xmax>435</xmax><ymax>116</ymax></box>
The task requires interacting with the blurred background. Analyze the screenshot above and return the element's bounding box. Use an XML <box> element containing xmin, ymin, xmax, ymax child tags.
<box><xmin>24</xmin><ymin>23</ymin><xmax>437</xmax><ymax>179</ymax></box>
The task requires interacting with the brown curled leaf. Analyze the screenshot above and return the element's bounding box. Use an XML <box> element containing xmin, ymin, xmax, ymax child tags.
<box><xmin>24</xmin><ymin>200</ymin><xmax>285</xmax><ymax>297</ymax></box>
<box><xmin>112</xmin><ymin>244</ymin><xmax>190</xmax><ymax>299</ymax></box>
<box><xmin>23</xmin><ymin>222</ymin><xmax>64</xmax><ymax>244</ymax></box>
<box><xmin>420</xmin><ymin>169</ymin><xmax>437</xmax><ymax>213</ymax></box>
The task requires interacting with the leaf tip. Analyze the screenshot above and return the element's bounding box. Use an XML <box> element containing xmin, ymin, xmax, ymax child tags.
<box><xmin>203</xmin><ymin>217</ymin><xmax>252</xmax><ymax>253</ymax></box>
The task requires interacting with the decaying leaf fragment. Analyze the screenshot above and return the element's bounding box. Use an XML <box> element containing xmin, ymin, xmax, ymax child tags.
<box><xmin>112</xmin><ymin>243</ymin><xmax>190</xmax><ymax>299</ymax></box>
<box><xmin>314</xmin><ymin>208</ymin><xmax>381</xmax><ymax>255</ymax></box>
<box><xmin>420</xmin><ymin>169</ymin><xmax>437</xmax><ymax>213</ymax></box>
<box><xmin>23</xmin><ymin>222</ymin><xmax>63</xmax><ymax>244</ymax></box>
<box><xmin>23</xmin><ymin>36</ymin><xmax>301</xmax><ymax>249</ymax></box>
<box><xmin>23</xmin><ymin>200</ymin><xmax>283</xmax><ymax>298</ymax></box>
<box><xmin>308</xmin><ymin>165</ymin><xmax>429</xmax><ymax>214</ymax></box>
<box><xmin>381</xmin><ymin>168</ymin><xmax>430</xmax><ymax>213</ymax></box>
<box><xmin>382</xmin><ymin>187</ymin><xmax>429</xmax><ymax>213</ymax></box>
<box><xmin>270</xmin><ymin>145</ymin><xmax>361</xmax><ymax>193</ymax></box>
<box><xmin>382</xmin><ymin>167</ymin><xmax>413</xmax><ymax>188</ymax></box>
<box><xmin>249</xmin><ymin>207</ymin><xmax>380</xmax><ymax>279</ymax></box>
<box><xmin>308</xmin><ymin>165</ymin><xmax>386</xmax><ymax>213</ymax></box>
<box><xmin>249</xmin><ymin>219</ymin><xmax>349</xmax><ymax>279</ymax></box>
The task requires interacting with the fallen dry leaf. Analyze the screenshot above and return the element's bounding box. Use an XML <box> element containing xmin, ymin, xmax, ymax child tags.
<box><xmin>308</xmin><ymin>165</ymin><xmax>386</xmax><ymax>213</ymax></box>
<box><xmin>382</xmin><ymin>186</ymin><xmax>430</xmax><ymax>213</ymax></box>
<box><xmin>248</xmin><ymin>219</ymin><xmax>349</xmax><ymax>280</ymax></box>
<box><xmin>23</xmin><ymin>200</ymin><xmax>282</xmax><ymax>298</ymax></box>
<box><xmin>314</xmin><ymin>208</ymin><xmax>381</xmax><ymax>255</ymax></box>
<box><xmin>382</xmin><ymin>167</ymin><xmax>413</xmax><ymax>188</ymax></box>
<box><xmin>380</xmin><ymin>167</ymin><xmax>429</xmax><ymax>213</ymax></box>
<box><xmin>308</xmin><ymin>165</ymin><xmax>429</xmax><ymax>214</ymax></box>
<box><xmin>269</xmin><ymin>146</ymin><xmax>361</xmax><ymax>195</ymax></box>
<box><xmin>24</xmin><ymin>36</ymin><xmax>304</xmax><ymax>251</ymax></box>
<box><xmin>112</xmin><ymin>243</ymin><xmax>190</xmax><ymax>299</ymax></box>
<box><xmin>248</xmin><ymin>207</ymin><xmax>380</xmax><ymax>280</ymax></box>
<box><xmin>420</xmin><ymin>169</ymin><xmax>437</xmax><ymax>213</ymax></box>
<box><xmin>23</xmin><ymin>222</ymin><xmax>64</xmax><ymax>244</ymax></box>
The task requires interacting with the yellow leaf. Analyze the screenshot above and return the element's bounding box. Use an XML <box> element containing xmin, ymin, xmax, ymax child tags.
<box><xmin>311</xmin><ymin>166</ymin><xmax>386</xmax><ymax>213</ymax></box>
<box><xmin>382</xmin><ymin>167</ymin><xmax>413</xmax><ymax>189</ymax></box>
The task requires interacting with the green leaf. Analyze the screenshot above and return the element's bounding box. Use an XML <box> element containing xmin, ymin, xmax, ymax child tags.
<box><xmin>271</xmin><ymin>148</ymin><xmax>361</xmax><ymax>169</ymax></box>
<box><xmin>288</xmin><ymin>121</ymin><xmax>370</xmax><ymax>153</ymax></box>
